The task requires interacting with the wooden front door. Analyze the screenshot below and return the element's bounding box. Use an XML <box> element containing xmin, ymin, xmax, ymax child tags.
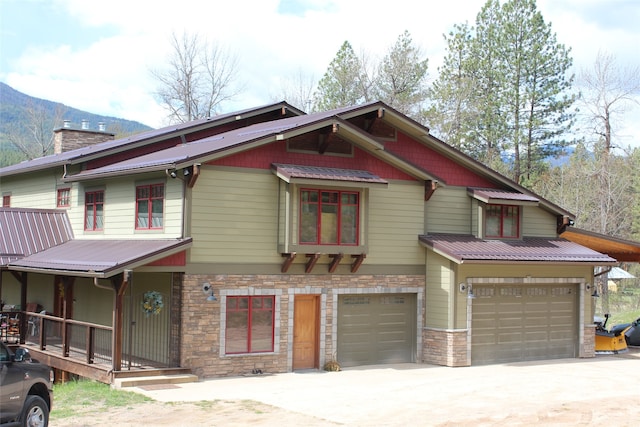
<box><xmin>293</xmin><ymin>295</ymin><xmax>319</xmax><ymax>370</ymax></box>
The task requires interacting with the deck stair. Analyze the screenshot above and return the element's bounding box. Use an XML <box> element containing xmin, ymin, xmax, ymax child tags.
<box><xmin>112</xmin><ymin>367</ymin><xmax>198</xmax><ymax>388</ymax></box>
<box><xmin>113</xmin><ymin>373</ymin><xmax>198</xmax><ymax>388</ymax></box>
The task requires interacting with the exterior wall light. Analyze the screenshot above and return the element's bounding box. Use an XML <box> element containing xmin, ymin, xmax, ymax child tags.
<box><xmin>202</xmin><ymin>282</ymin><xmax>217</xmax><ymax>301</ymax></box>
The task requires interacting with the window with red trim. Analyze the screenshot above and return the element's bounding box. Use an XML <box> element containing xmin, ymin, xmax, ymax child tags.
<box><xmin>136</xmin><ymin>184</ymin><xmax>164</xmax><ymax>229</ymax></box>
<box><xmin>485</xmin><ymin>204</ymin><xmax>519</xmax><ymax>238</ymax></box>
<box><xmin>225</xmin><ymin>296</ymin><xmax>275</xmax><ymax>354</ymax></box>
<box><xmin>2</xmin><ymin>194</ymin><xmax>10</xmax><ymax>207</ymax></box>
<box><xmin>84</xmin><ymin>191</ymin><xmax>104</xmax><ymax>231</ymax></box>
<box><xmin>300</xmin><ymin>189</ymin><xmax>359</xmax><ymax>245</ymax></box>
<box><xmin>57</xmin><ymin>188</ymin><xmax>71</xmax><ymax>207</ymax></box>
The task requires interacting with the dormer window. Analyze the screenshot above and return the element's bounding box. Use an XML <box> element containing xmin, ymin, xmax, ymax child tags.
<box><xmin>273</xmin><ymin>163</ymin><xmax>388</xmax><ymax>256</ymax></box>
<box><xmin>468</xmin><ymin>188</ymin><xmax>537</xmax><ymax>240</ymax></box>
<box><xmin>300</xmin><ymin>189</ymin><xmax>359</xmax><ymax>245</ymax></box>
<box><xmin>486</xmin><ymin>204</ymin><xmax>519</xmax><ymax>238</ymax></box>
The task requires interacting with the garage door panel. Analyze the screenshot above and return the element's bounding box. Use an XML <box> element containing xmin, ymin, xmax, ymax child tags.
<box><xmin>338</xmin><ymin>294</ymin><xmax>416</xmax><ymax>367</ymax></box>
<box><xmin>472</xmin><ymin>284</ymin><xmax>577</xmax><ymax>365</ymax></box>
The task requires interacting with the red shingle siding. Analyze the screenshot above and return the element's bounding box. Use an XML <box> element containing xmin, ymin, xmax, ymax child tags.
<box><xmin>210</xmin><ymin>141</ymin><xmax>417</xmax><ymax>181</ymax></box>
<box><xmin>388</xmin><ymin>131</ymin><xmax>498</xmax><ymax>187</ymax></box>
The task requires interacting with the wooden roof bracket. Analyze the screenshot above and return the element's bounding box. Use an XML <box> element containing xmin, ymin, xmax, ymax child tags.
<box><xmin>187</xmin><ymin>163</ymin><xmax>201</xmax><ymax>188</ymax></box>
<box><xmin>425</xmin><ymin>180</ymin><xmax>438</xmax><ymax>201</ymax></box>
<box><xmin>281</xmin><ymin>252</ymin><xmax>297</xmax><ymax>273</ymax></box>
<box><xmin>557</xmin><ymin>215</ymin><xmax>574</xmax><ymax>234</ymax></box>
<box><xmin>328</xmin><ymin>253</ymin><xmax>344</xmax><ymax>273</ymax></box>
<box><xmin>305</xmin><ymin>253</ymin><xmax>321</xmax><ymax>273</ymax></box>
<box><xmin>351</xmin><ymin>253</ymin><xmax>366</xmax><ymax>273</ymax></box>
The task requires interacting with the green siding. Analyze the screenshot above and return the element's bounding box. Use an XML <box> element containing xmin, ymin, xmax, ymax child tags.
<box><xmin>425</xmin><ymin>251</ymin><xmax>453</xmax><ymax>329</ymax></box>
<box><xmin>190</xmin><ymin>170</ymin><xmax>425</xmax><ymax>266</ymax></box>
<box><xmin>367</xmin><ymin>181</ymin><xmax>424</xmax><ymax>265</ymax></box>
<box><xmin>0</xmin><ymin>173</ymin><xmax>57</xmax><ymax>209</ymax></box>
<box><xmin>190</xmin><ymin>168</ymin><xmax>280</xmax><ymax>263</ymax></box>
<box><xmin>72</xmin><ymin>175</ymin><xmax>183</xmax><ymax>239</ymax></box>
<box><xmin>522</xmin><ymin>205</ymin><xmax>558</xmax><ymax>237</ymax></box>
<box><xmin>426</xmin><ymin>187</ymin><xmax>471</xmax><ymax>234</ymax></box>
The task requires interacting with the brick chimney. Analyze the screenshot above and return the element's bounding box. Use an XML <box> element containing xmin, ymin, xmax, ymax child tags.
<box><xmin>53</xmin><ymin>120</ymin><xmax>115</xmax><ymax>154</ymax></box>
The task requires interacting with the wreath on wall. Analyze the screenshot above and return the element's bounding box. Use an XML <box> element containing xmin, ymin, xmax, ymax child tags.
<box><xmin>142</xmin><ymin>291</ymin><xmax>164</xmax><ymax>317</ymax></box>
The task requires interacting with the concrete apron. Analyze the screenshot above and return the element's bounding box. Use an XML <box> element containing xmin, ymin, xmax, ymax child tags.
<box><xmin>133</xmin><ymin>349</ymin><xmax>640</xmax><ymax>426</ymax></box>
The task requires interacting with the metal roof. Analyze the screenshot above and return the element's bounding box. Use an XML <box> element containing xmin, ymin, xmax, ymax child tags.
<box><xmin>62</xmin><ymin>113</ymin><xmax>337</xmax><ymax>181</ymax></box>
<box><xmin>467</xmin><ymin>187</ymin><xmax>539</xmax><ymax>204</ymax></box>
<box><xmin>271</xmin><ymin>163</ymin><xmax>388</xmax><ymax>185</ymax></box>
<box><xmin>0</xmin><ymin>101</ymin><xmax>304</xmax><ymax>177</ymax></box>
<box><xmin>419</xmin><ymin>233</ymin><xmax>617</xmax><ymax>265</ymax></box>
<box><xmin>0</xmin><ymin>207</ymin><xmax>74</xmax><ymax>266</ymax></box>
<box><xmin>7</xmin><ymin>238</ymin><xmax>192</xmax><ymax>278</ymax></box>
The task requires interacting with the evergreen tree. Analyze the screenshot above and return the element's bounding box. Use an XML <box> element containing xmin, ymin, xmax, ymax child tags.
<box><xmin>375</xmin><ymin>30</ymin><xmax>429</xmax><ymax>119</ymax></box>
<box><xmin>313</xmin><ymin>41</ymin><xmax>366</xmax><ymax>111</ymax></box>
<box><xmin>429</xmin><ymin>0</ymin><xmax>576</xmax><ymax>183</ymax></box>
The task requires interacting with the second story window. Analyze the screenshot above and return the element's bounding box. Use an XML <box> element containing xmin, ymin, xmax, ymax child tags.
<box><xmin>300</xmin><ymin>189</ymin><xmax>359</xmax><ymax>245</ymax></box>
<box><xmin>2</xmin><ymin>194</ymin><xmax>10</xmax><ymax>207</ymax></box>
<box><xmin>57</xmin><ymin>188</ymin><xmax>71</xmax><ymax>207</ymax></box>
<box><xmin>85</xmin><ymin>190</ymin><xmax>104</xmax><ymax>231</ymax></box>
<box><xmin>136</xmin><ymin>184</ymin><xmax>164</xmax><ymax>229</ymax></box>
<box><xmin>486</xmin><ymin>204</ymin><xmax>519</xmax><ymax>238</ymax></box>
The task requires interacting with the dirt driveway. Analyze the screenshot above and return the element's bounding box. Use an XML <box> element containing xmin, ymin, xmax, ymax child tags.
<box><xmin>55</xmin><ymin>349</ymin><xmax>640</xmax><ymax>426</ymax></box>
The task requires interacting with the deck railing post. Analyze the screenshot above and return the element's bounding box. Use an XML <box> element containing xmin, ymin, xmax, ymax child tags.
<box><xmin>62</xmin><ymin>319</ymin><xmax>70</xmax><ymax>357</ymax></box>
<box><xmin>86</xmin><ymin>326</ymin><xmax>95</xmax><ymax>364</ymax></box>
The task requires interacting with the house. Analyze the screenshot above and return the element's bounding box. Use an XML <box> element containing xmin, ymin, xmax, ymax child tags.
<box><xmin>0</xmin><ymin>101</ymin><xmax>628</xmax><ymax>383</ymax></box>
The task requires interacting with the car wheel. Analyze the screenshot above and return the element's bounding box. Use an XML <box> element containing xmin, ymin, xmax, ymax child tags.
<box><xmin>19</xmin><ymin>395</ymin><xmax>49</xmax><ymax>427</ymax></box>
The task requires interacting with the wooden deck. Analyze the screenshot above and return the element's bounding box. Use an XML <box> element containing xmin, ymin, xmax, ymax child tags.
<box><xmin>3</xmin><ymin>311</ymin><xmax>191</xmax><ymax>385</ymax></box>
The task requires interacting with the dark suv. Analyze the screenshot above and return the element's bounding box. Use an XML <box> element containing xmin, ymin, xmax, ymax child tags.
<box><xmin>0</xmin><ymin>342</ymin><xmax>53</xmax><ymax>427</ymax></box>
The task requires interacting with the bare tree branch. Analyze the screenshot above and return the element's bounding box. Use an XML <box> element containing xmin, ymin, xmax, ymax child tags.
<box><xmin>151</xmin><ymin>31</ymin><xmax>243</xmax><ymax>124</ymax></box>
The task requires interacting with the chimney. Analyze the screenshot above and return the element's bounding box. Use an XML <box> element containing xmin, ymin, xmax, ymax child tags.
<box><xmin>53</xmin><ymin>120</ymin><xmax>116</xmax><ymax>154</ymax></box>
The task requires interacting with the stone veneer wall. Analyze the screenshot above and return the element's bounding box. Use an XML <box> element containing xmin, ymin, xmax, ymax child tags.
<box><xmin>582</xmin><ymin>324</ymin><xmax>596</xmax><ymax>358</ymax></box>
<box><xmin>423</xmin><ymin>328</ymin><xmax>469</xmax><ymax>367</ymax></box>
<box><xmin>180</xmin><ymin>273</ymin><xmax>425</xmax><ymax>379</ymax></box>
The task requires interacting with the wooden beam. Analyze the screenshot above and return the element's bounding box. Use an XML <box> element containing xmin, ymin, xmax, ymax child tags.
<box><xmin>318</xmin><ymin>133</ymin><xmax>329</xmax><ymax>154</ymax></box>
<box><xmin>305</xmin><ymin>253</ymin><xmax>320</xmax><ymax>273</ymax></box>
<box><xmin>351</xmin><ymin>253</ymin><xmax>366</xmax><ymax>273</ymax></box>
<box><xmin>425</xmin><ymin>180</ymin><xmax>438</xmax><ymax>201</ymax></box>
<box><xmin>328</xmin><ymin>253</ymin><xmax>344</xmax><ymax>273</ymax></box>
<box><xmin>281</xmin><ymin>253</ymin><xmax>297</xmax><ymax>272</ymax></box>
<box><xmin>186</xmin><ymin>163</ymin><xmax>200</xmax><ymax>188</ymax></box>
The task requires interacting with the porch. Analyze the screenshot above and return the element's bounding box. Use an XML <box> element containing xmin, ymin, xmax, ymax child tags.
<box><xmin>1</xmin><ymin>309</ymin><xmax>194</xmax><ymax>385</ymax></box>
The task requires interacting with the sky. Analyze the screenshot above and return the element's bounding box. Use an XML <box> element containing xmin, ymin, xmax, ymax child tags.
<box><xmin>1</xmin><ymin>0</ymin><xmax>639</xmax><ymax>148</ymax></box>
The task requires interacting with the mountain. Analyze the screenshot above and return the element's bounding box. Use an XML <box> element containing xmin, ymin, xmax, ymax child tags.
<box><xmin>0</xmin><ymin>82</ymin><xmax>154</xmax><ymax>166</ymax></box>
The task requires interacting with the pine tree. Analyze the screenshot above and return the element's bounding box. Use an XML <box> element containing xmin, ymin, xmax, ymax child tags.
<box><xmin>313</xmin><ymin>41</ymin><xmax>365</xmax><ymax>111</ymax></box>
<box><xmin>375</xmin><ymin>30</ymin><xmax>429</xmax><ymax>119</ymax></box>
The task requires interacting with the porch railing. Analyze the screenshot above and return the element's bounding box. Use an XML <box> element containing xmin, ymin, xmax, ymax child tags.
<box><xmin>4</xmin><ymin>311</ymin><xmax>114</xmax><ymax>366</ymax></box>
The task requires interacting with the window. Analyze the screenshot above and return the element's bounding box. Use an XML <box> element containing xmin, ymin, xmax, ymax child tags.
<box><xmin>136</xmin><ymin>184</ymin><xmax>164</xmax><ymax>229</ymax></box>
<box><xmin>57</xmin><ymin>188</ymin><xmax>71</xmax><ymax>207</ymax></box>
<box><xmin>485</xmin><ymin>204</ymin><xmax>519</xmax><ymax>238</ymax></box>
<box><xmin>84</xmin><ymin>190</ymin><xmax>104</xmax><ymax>231</ymax></box>
<box><xmin>300</xmin><ymin>189</ymin><xmax>359</xmax><ymax>245</ymax></box>
<box><xmin>225</xmin><ymin>296</ymin><xmax>274</xmax><ymax>354</ymax></box>
<box><xmin>2</xmin><ymin>194</ymin><xmax>10</xmax><ymax>207</ymax></box>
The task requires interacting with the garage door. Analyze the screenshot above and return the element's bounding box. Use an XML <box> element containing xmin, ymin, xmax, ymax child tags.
<box><xmin>472</xmin><ymin>284</ymin><xmax>577</xmax><ymax>365</ymax></box>
<box><xmin>337</xmin><ymin>294</ymin><xmax>416</xmax><ymax>367</ymax></box>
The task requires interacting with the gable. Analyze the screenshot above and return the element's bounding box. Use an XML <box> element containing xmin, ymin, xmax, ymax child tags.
<box><xmin>386</xmin><ymin>131</ymin><xmax>498</xmax><ymax>187</ymax></box>
<box><xmin>210</xmin><ymin>140</ymin><xmax>418</xmax><ymax>181</ymax></box>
